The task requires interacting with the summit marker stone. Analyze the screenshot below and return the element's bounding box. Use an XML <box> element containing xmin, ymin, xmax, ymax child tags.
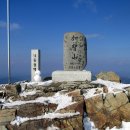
<box><xmin>52</xmin><ymin>32</ymin><xmax>91</xmax><ymax>82</ymax></box>
<box><xmin>64</xmin><ymin>32</ymin><xmax>87</xmax><ymax>71</ymax></box>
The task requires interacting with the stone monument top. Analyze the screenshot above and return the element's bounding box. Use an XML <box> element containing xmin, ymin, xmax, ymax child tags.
<box><xmin>64</xmin><ymin>32</ymin><xmax>87</xmax><ymax>71</ymax></box>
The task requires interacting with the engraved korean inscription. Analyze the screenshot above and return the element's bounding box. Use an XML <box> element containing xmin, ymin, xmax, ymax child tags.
<box><xmin>64</xmin><ymin>32</ymin><xmax>87</xmax><ymax>71</ymax></box>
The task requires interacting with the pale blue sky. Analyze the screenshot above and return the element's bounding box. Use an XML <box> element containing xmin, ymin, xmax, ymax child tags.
<box><xmin>0</xmin><ymin>0</ymin><xmax>130</xmax><ymax>82</ymax></box>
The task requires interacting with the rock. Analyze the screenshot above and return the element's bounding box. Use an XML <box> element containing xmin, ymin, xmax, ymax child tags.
<box><xmin>64</xmin><ymin>32</ymin><xmax>87</xmax><ymax>71</ymax></box>
<box><xmin>96</xmin><ymin>71</ymin><xmax>121</xmax><ymax>83</ymax></box>
<box><xmin>67</xmin><ymin>89</ymin><xmax>81</xmax><ymax>97</ymax></box>
<box><xmin>0</xmin><ymin>126</ymin><xmax>7</xmax><ymax>130</ymax></box>
<box><xmin>57</xmin><ymin>101</ymin><xmax>84</xmax><ymax>116</ymax></box>
<box><xmin>79</xmin><ymin>83</ymin><xmax>94</xmax><ymax>89</ymax></box>
<box><xmin>0</xmin><ymin>109</ymin><xmax>16</xmax><ymax>125</ymax></box>
<box><xmin>103</xmin><ymin>86</ymin><xmax>108</xmax><ymax>93</ymax></box>
<box><xmin>52</xmin><ymin>70</ymin><xmax>92</xmax><ymax>82</ymax></box>
<box><xmin>85</xmin><ymin>92</ymin><xmax>129</xmax><ymax>129</ymax></box>
<box><xmin>57</xmin><ymin>90</ymin><xmax>84</xmax><ymax>115</ymax></box>
<box><xmin>0</xmin><ymin>90</ymin><xmax>5</xmax><ymax>98</ymax></box>
<box><xmin>5</xmin><ymin>85</ymin><xmax>21</xmax><ymax>97</ymax></box>
<box><xmin>7</xmin><ymin>115</ymin><xmax>83</xmax><ymax>130</ymax></box>
<box><xmin>16</xmin><ymin>103</ymin><xmax>58</xmax><ymax>117</ymax></box>
<box><xmin>43</xmin><ymin>76</ymin><xmax>52</xmax><ymax>81</ymax></box>
<box><xmin>119</xmin><ymin>103</ymin><xmax>130</xmax><ymax>121</ymax></box>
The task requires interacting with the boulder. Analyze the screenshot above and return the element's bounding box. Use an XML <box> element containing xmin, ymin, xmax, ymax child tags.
<box><xmin>96</xmin><ymin>72</ymin><xmax>121</xmax><ymax>83</ymax></box>
<box><xmin>85</xmin><ymin>92</ymin><xmax>129</xmax><ymax>129</ymax></box>
<box><xmin>5</xmin><ymin>85</ymin><xmax>19</xmax><ymax>97</ymax></box>
<box><xmin>119</xmin><ymin>103</ymin><xmax>130</xmax><ymax>121</ymax></box>
<box><xmin>7</xmin><ymin>115</ymin><xmax>83</xmax><ymax>130</ymax></box>
<box><xmin>0</xmin><ymin>109</ymin><xmax>16</xmax><ymax>125</ymax></box>
<box><xmin>16</xmin><ymin>103</ymin><xmax>57</xmax><ymax>117</ymax></box>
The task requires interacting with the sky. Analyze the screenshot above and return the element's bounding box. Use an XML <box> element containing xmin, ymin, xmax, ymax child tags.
<box><xmin>0</xmin><ymin>0</ymin><xmax>130</xmax><ymax>82</ymax></box>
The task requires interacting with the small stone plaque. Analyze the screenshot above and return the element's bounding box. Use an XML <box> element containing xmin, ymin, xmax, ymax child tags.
<box><xmin>64</xmin><ymin>32</ymin><xmax>87</xmax><ymax>71</ymax></box>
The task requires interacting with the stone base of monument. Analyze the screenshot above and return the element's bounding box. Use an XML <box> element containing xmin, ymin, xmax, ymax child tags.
<box><xmin>52</xmin><ymin>70</ymin><xmax>92</xmax><ymax>82</ymax></box>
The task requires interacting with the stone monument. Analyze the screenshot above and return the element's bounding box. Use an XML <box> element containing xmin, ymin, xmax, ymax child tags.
<box><xmin>31</xmin><ymin>49</ymin><xmax>41</xmax><ymax>81</ymax></box>
<box><xmin>52</xmin><ymin>32</ymin><xmax>91</xmax><ymax>82</ymax></box>
<box><xmin>64</xmin><ymin>32</ymin><xmax>87</xmax><ymax>71</ymax></box>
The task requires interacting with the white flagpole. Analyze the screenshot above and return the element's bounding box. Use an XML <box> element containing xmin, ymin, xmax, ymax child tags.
<box><xmin>7</xmin><ymin>0</ymin><xmax>11</xmax><ymax>83</ymax></box>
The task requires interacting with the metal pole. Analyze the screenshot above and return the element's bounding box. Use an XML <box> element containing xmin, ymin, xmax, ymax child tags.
<box><xmin>7</xmin><ymin>0</ymin><xmax>11</xmax><ymax>83</ymax></box>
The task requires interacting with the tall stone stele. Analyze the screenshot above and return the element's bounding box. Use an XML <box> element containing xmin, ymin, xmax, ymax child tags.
<box><xmin>64</xmin><ymin>32</ymin><xmax>87</xmax><ymax>71</ymax></box>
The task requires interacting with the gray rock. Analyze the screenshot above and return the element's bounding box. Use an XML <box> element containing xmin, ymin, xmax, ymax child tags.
<box><xmin>64</xmin><ymin>32</ymin><xmax>87</xmax><ymax>71</ymax></box>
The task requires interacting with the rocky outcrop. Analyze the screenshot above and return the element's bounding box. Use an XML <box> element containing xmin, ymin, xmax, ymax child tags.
<box><xmin>1</xmin><ymin>79</ymin><xmax>130</xmax><ymax>130</ymax></box>
<box><xmin>0</xmin><ymin>109</ymin><xmax>16</xmax><ymax>125</ymax></box>
<box><xmin>85</xmin><ymin>92</ymin><xmax>130</xmax><ymax>129</ymax></box>
<box><xmin>7</xmin><ymin>115</ymin><xmax>83</xmax><ymax>130</ymax></box>
<box><xmin>96</xmin><ymin>72</ymin><xmax>121</xmax><ymax>83</ymax></box>
<box><xmin>16</xmin><ymin>103</ymin><xmax>58</xmax><ymax>117</ymax></box>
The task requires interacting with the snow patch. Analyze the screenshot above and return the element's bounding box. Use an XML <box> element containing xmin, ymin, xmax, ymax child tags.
<box><xmin>20</xmin><ymin>89</ymin><xmax>37</xmax><ymax>97</ymax></box>
<box><xmin>22</xmin><ymin>80</ymin><xmax>53</xmax><ymax>87</ymax></box>
<box><xmin>3</xmin><ymin>91</ymin><xmax>76</xmax><ymax>111</ymax></box>
<box><xmin>106</xmin><ymin>121</ymin><xmax>130</xmax><ymax>130</ymax></box>
<box><xmin>11</xmin><ymin>112</ymin><xmax>80</xmax><ymax>126</ymax></box>
<box><xmin>92</xmin><ymin>79</ymin><xmax>130</xmax><ymax>92</ymax></box>
<box><xmin>47</xmin><ymin>125</ymin><xmax>60</xmax><ymax>130</ymax></box>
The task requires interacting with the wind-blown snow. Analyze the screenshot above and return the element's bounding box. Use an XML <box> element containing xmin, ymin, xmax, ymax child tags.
<box><xmin>92</xmin><ymin>79</ymin><xmax>130</xmax><ymax>92</ymax></box>
<box><xmin>47</xmin><ymin>125</ymin><xmax>60</xmax><ymax>130</ymax></box>
<box><xmin>83</xmin><ymin>88</ymin><xmax>104</xmax><ymax>99</ymax></box>
<box><xmin>22</xmin><ymin>80</ymin><xmax>53</xmax><ymax>87</ymax></box>
<box><xmin>3</xmin><ymin>91</ymin><xmax>76</xmax><ymax>111</ymax></box>
<box><xmin>20</xmin><ymin>89</ymin><xmax>37</xmax><ymax>97</ymax></box>
<box><xmin>11</xmin><ymin>112</ymin><xmax>80</xmax><ymax>126</ymax></box>
<box><xmin>84</xmin><ymin>79</ymin><xmax>130</xmax><ymax>99</ymax></box>
<box><xmin>106</xmin><ymin>121</ymin><xmax>130</xmax><ymax>130</ymax></box>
